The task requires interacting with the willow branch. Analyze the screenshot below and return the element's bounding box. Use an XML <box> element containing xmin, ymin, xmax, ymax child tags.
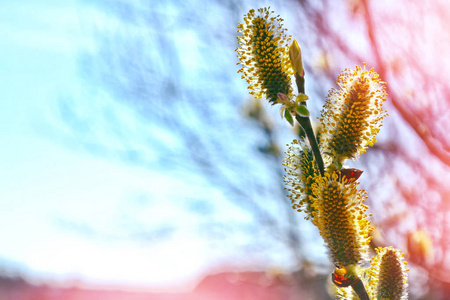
<box><xmin>351</xmin><ymin>278</ymin><xmax>370</xmax><ymax>300</ymax></box>
<box><xmin>294</xmin><ymin>73</ymin><xmax>325</xmax><ymax>176</ymax></box>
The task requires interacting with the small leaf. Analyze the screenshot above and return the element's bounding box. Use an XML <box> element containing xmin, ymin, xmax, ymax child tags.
<box><xmin>284</xmin><ymin>109</ymin><xmax>294</xmax><ymax>126</ymax></box>
<box><xmin>280</xmin><ymin>107</ymin><xmax>285</xmax><ymax>118</ymax></box>
<box><xmin>296</xmin><ymin>105</ymin><xmax>310</xmax><ymax>116</ymax></box>
<box><xmin>296</xmin><ymin>94</ymin><xmax>309</xmax><ymax>102</ymax></box>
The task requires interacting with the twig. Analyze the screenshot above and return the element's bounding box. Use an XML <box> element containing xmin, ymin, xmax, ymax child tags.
<box><xmin>294</xmin><ymin>73</ymin><xmax>325</xmax><ymax>176</ymax></box>
<box><xmin>351</xmin><ymin>278</ymin><xmax>370</xmax><ymax>300</ymax></box>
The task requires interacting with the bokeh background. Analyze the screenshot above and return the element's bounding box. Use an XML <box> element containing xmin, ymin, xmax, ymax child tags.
<box><xmin>1</xmin><ymin>0</ymin><xmax>450</xmax><ymax>299</ymax></box>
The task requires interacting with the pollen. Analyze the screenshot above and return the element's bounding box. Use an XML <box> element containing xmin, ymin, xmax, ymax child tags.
<box><xmin>236</xmin><ymin>7</ymin><xmax>293</xmax><ymax>104</ymax></box>
<box><xmin>283</xmin><ymin>138</ymin><xmax>318</xmax><ymax>220</ymax></box>
<box><xmin>366</xmin><ymin>247</ymin><xmax>409</xmax><ymax>300</ymax></box>
<box><xmin>319</xmin><ymin>63</ymin><xmax>388</xmax><ymax>164</ymax></box>
<box><xmin>311</xmin><ymin>172</ymin><xmax>372</xmax><ymax>266</ymax></box>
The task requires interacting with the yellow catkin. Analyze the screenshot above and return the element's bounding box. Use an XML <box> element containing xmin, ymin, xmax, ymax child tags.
<box><xmin>236</xmin><ymin>7</ymin><xmax>293</xmax><ymax>104</ymax></box>
<box><xmin>365</xmin><ymin>247</ymin><xmax>409</xmax><ymax>300</ymax></box>
<box><xmin>320</xmin><ymin>64</ymin><xmax>388</xmax><ymax>164</ymax></box>
<box><xmin>311</xmin><ymin>172</ymin><xmax>372</xmax><ymax>266</ymax></box>
<box><xmin>283</xmin><ymin>138</ymin><xmax>318</xmax><ymax>220</ymax></box>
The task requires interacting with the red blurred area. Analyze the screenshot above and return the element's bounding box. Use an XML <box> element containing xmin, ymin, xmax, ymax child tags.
<box><xmin>0</xmin><ymin>270</ymin><xmax>330</xmax><ymax>300</ymax></box>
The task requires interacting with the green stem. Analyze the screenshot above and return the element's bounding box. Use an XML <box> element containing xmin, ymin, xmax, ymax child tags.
<box><xmin>295</xmin><ymin>114</ymin><xmax>324</xmax><ymax>176</ymax></box>
<box><xmin>294</xmin><ymin>73</ymin><xmax>325</xmax><ymax>176</ymax></box>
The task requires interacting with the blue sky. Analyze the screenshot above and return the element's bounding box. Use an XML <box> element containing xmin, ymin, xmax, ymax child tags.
<box><xmin>0</xmin><ymin>0</ymin><xmax>323</xmax><ymax>289</ymax></box>
<box><xmin>0</xmin><ymin>0</ymin><xmax>215</xmax><ymax>288</ymax></box>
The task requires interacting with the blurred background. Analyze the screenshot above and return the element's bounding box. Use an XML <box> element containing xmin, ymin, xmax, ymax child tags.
<box><xmin>1</xmin><ymin>0</ymin><xmax>450</xmax><ymax>299</ymax></box>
